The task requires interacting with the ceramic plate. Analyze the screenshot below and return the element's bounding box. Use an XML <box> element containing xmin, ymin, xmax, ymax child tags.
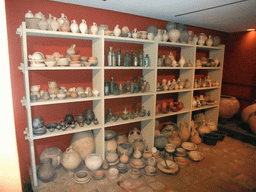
<box><xmin>157</xmin><ymin>160</ymin><xmax>179</xmax><ymax>174</ymax></box>
<box><xmin>188</xmin><ymin>151</ymin><xmax>203</xmax><ymax>161</ymax></box>
<box><xmin>181</xmin><ymin>142</ymin><xmax>198</xmax><ymax>151</ymax></box>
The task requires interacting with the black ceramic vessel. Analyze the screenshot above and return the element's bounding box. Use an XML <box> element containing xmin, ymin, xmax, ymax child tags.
<box><xmin>84</xmin><ymin>109</ymin><xmax>95</xmax><ymax>125</ymax></box>
<box><xmin>202</xmin><ymin>133</ymin><xmax>219</xmax><ymax>146</ymax></box>
<box><xmin>64</xmin><ymin>114</ymin><xmax>74</xmax><ymax>125</ymax></box>
<box><xmin>212</xmin><ymin>131</ymin><xmax>227</xmax><ymax>141</ymax></box>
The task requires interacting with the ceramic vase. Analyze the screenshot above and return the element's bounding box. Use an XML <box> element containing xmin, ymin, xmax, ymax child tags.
<box><xmin>84</xmin><ymin>109</ymin><xmax>95</xmax><ymax>125</ymax></box>
<box><xmin>146</xmin><ymin>25</ymin><xmax>158</xmax><ymax>36</ymax></box>
<box><xmin>61</xmin><ymin>146</ymin><xmax>82</xmax><ymax>172</ymax></box>
<box><xmin>57</xmin><ymin>13</ymin><xmax>69</xmax><ymax>27</ymax></box>
<box><xmin>60</xmin><ymin>20</ymin><xmax>70</xmax><ymax>32</ymax></box>
<box><xmin>85</xmin><ymin>153</ymin><xmax>103</xmax><ymax>171</ymax></box>
<box><xmin>37</xmin><ymin>158</ymin><xmax>56</xmax><ymax>182</ymax></box>
<box><xmin>67</xmin><ymin>44</ymin><xmax>76</xmax><ymax>55</ymax></box>
<box><xmin>155</xmin><ymin>29</ymin><xmax>163</xmax><ymax>41</ymax></box>
<box><xmin>179</xmin><ymin>56</ymin><xmax>186</xmax><ymax>67</ymax></box>
<box><xmin>113</xmin><ymin>25</ymin><xmax>121</xmax><ymax>37</ymax></box>
<box><xmin>219</xmin><ymin>95</ymin><xmax>240</xmax><ymax>119</ymax></box>
<box><xmin>168</xmin><ymin>29</ymin><xmax>181</xmax><ymax>43</ymax></box>
<box><xmin>206</xmin><ymin>35</ymin><xmax>213</xmax><ymax>46</ymax></box>
<box><xmin>132</xmin><ymin>139</ymin><xmax>145</xmax><ymax>151</ymax></box>
<box><xmin>70</xmin><ymin>20</ymin><xmax>79</xmax><ymax>33</ymax></box>
<box><xmin>40</xmin><ymin>147</ymin><xmax>62</xmax><ymax>169</ymax></box>
<box><xmin>50</xmin><ymin>17</ymin><xmax>59</xmax><ymax>31</ymax></box>
<box><xmin>90</xmin><ymin>22</ymin><xmax>98</xmax><ymax>35</ymax></box>
<box><xmin>212</xmin><ymin>36</ymin><xmax>221</xmax><ymax>46</ymax></box>
<box><xmin>128</xmin><ymin>128</ymin><xmax>142</xmax><ymax>144</ymax></box>
<box><xmin>79</xmin><ymin>19</ymin><xmax>88</xmax><ymax>34</ymax></box>
<box><xmin>47</xmin><ymin>14</ymin><xmax>53</xmax><ymax>29</ymax></box>
<box><xmin>117</xmin><ymin>143</ymin><xmax>133</xmax><ymax>156</ymax></box>
<box><xmin>154</xmin><ymin>134</ymin><xmax>168</xmax><ymax>151</ymax></box>
<box><xmin>198</xmin><ymin>36</ymin><xmax>205</xmax><ymax>46</ymax></box>
<box><xmin>71</xmin><ymin>131</ymin><xmax>95</xmax><ymax>160</ymax></box>
<box><xmin>162</xmin><ymin>30</ymin><xmax>169</xmax><ymax>42</ymax></box>
<box><xmin>178</xmin><ymin>121</ymin><xmax>190</xmax><ymax>142</ymax></box>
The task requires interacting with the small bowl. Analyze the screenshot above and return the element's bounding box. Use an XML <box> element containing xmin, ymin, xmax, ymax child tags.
<box><xmin>176</xmin><ymin>147</ymin><xmax>187</xmax><ymax>156</ymax></box>
<box><xmin>93</xmin><ymin>170</ymin><xmax>105</xmax><ymax>180</ymax></box>
<box><xmin>202</xmin><ymin>133</ymin><xmax>219</xmax><ymax>146</ymax></box>
<box><xmin>70</xmin><ymin>55</ymin><xmax>80</xmax><ymax>61</ymax></box>
<box><xmin>45</xmin><ymin>61</ymin><xmax>56</xmax><ymax>67</ymax></box>
<box><xmin>108</xmin><ymin>167</ymin><xmax>119</xmax><ymax>180</ymax></box>
<box><xmin>24</xmin><ymin>17</ymin><xmax>41</xmax><ymax>29</ymax></box>
<box><xmin>175</xmin><ymin>157</ymin><xmax>189</xmax><ymax>168</ymax></box>
<box><xmin>188</xmin><ymin>151</ymin><xmax>203</xmax><ymax>161</ymax></box>
<box><xmin>105</xmin><ymin>130</ymin><xmax>116</xmax><ymax>140</ymax></box>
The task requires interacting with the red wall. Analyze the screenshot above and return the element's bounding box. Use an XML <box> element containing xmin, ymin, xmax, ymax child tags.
<box><xmin>5</xmin><ymin>0</ymin><xmax>227</xmax><ymax>183</ymax></box>
<box><xmin>221</xmin><ymin>31</ymin><xmax>256</xmax><ymax>112</ymax></box>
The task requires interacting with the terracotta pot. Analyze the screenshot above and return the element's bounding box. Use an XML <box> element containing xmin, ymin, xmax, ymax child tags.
<box><xmin>219</xmin><ymin>95</ymin><xmax>240</xmax><ymax>119</ymax></box>
<box><xmin>61</xmin><ymin>146</ymin><xmax>82</xmax><ymax>172</ymax></box>
<box><xmin>241</xmin><ymin>101</ymin><xmax>256</xmax><ymax>123</ymax></box>
<box><xmin>178</xmin><ymin>121</ymin><xmax>190</xmax><ymax>142</ymax></box>
<box><xmin>71</xmin><ymin>131</ymin><xmax>95</xmax><ymax>160</ymax></box>
<box><xmin>37</xmin><ymin>158</ymin><xmax>56</xmax><ymax>183</ymax></box>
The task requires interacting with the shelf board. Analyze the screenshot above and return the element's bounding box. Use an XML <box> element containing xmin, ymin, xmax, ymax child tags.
<box><xmin>193</xmin><ymin>86</ymin><xmax>220</xmax><ymax>91</ymax></box>
<box><xmin>28</xmin><ymin>66</ymin><xmax>102</xmax><ymax>70</ymax></box>
<box><xmin>104</xmin><ymin>36</ymin><xmax>155</xmax><ymax>44</ymax></box>
<box><xmin>30</xmin><ymin>96</ymin><xmax>102</xmax><ymax>106</ymax></box>
<box><xmin>158</xmin><ymin>41</ymin><xmax>195</xmax><ymax>47</ymax></box>
<box><xmin>157</xmin><ymin>67</ymin><xmax>194</xmax><ymax>70</ymax></box>
<box><xmin>156</xmin><ymin>89</ymin><xmax>192</xmax><ymax>94</ymax></box>
<box><xmin>19</xmin><ymin>28</ymin><xmax>102</xmax><ymax>40</ymax></box>
<box><xmin>195</xmin><ymin>67</ymin><xmax>222</xmax><ymax>70</ymax></box>
<box><xmin>155</xmin><ymin>109</ymin><xmax>191</xmax><ymax>119</ymax></box>
<box><xmin>104</xmin><ymin>115</ymin><xmax>152</xmax><ymax>128</ymax></box>
<box><xmin>30</xmin><ymin>124</ymin><xmax>102</xmax><ymax>140</ymax></box>
<box><xmin>196</xmin><ymin>45</ymin><xmax>224</xmax><ymax>50</ymax></box>
<box><xmin>104</xmin><ymin>66</ymin><xmax>154</xmax><ymax>70</ymax></box>
<box><xmin>104</xmin><ymin>92</ymin><xmax>154</xmax><ymax>99</ymax></box>
<box><xmin>192</xmin><ymin>104</ymin><xmax>218</xmax><ymax>112</ymax></box>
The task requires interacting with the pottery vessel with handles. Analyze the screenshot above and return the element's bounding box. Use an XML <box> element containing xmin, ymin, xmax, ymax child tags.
<box><xmin>168</xmin><ymin>29</ymin><xmax>181</xmax><ymax>43</ymax></box>
<box><xmin>50</xmin><ymin>17</ymin><xmax>59</xmax><ymax>31</ymax></box>
<box><xmin>79</xmin><ymin>19</ymin><xmax>88</xmax><ymax>34</ymax></box>
<box><xmin>90</xmin><ymin>22</ymin><xmax>98</xmax><ymax>35</ymax></box>
<box><xmin>61</xmin><ymin>146</ymin><xmax>82</xmax><ymax>172</ymax></box>
<box><xmin>70</xmin><ymin>20</ymin><xmax>79</xmax><ymax>33</ymax></box>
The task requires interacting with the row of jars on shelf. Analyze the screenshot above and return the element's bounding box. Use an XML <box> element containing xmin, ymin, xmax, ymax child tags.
<box><xmin>32</xmin><ymin>110</ymin><xmax>98</xmax><ymax>135</ymax></box>
<box><xmin>194</xmin><ymin>75</ymin><xmax>220</xmax><ymax>88</ymax></box>
<box><xmin>157</xmin><ymin>78</ymin><xmax>191</xmax><ymax>92</ymax></box>
<box><xmin>30</xmin><ymin>82</ymin><xmax>100</xmax><ymax>102</ymax></box>
<box><xmin>107</xmin><ymin>47</ymin><xmax>150</xmax><ymax>67</ymax></box>
<box><xmin>24</xmin><ymin>11</ymin><xmax>221</xmax><ymax>46</ymax></box>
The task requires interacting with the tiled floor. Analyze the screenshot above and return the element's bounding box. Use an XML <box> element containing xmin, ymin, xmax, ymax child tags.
<box><xmin>32</xmin><ymin>136</ymin><xmax>256</xmax><ymax>192</ymax></box>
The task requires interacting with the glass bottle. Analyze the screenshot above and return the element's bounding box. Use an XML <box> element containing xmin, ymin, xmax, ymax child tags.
<box><xmin>107</xmin><ymin>47</ymin><xmax>113</xmax><ymax>66</ymax></box>
<box><xmin>112</xmin><ymin>50</ymin><xmax>117</xmax><ymax>66</ymax></box>
<box><xmin>124</xmin><ymin>50</ymin><xmax>131</xmax><ymax>67</ymax></box>
<box><xmin>110</xmin><ymin>77</ymin><xmax>114</xmax><ymax>94</ymax></box>
<box><xmin>132</xmin><ymin>51</ymin><xmax>138</xmax><ymax>67</ymax></box>
<box><xmin>116</xmin><ymin>49</ymin><xmax>122</xmax><ymax>66</ymax></box>
<box><xmin>138</xmin><ymin>50</ymin><xmax>144</xmax><ymax>66</ymax></box>
<box><xmin>144</xmin><ymin>54</ymin><xmax>150</xmax><ymax>67</ymax></box>
<box><xmin>126</xmin><ymin>81</ymin><xmax>131</xmax><ymax>92</ymax></box>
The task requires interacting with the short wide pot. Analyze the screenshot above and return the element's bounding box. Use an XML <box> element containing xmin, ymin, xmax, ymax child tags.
<box><xmin>202</xmin><ymin>133</ymin><xmax>219</xmax><ymax>146</ymax></box>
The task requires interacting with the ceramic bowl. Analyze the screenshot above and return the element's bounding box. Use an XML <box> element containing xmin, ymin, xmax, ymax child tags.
<box><xmin>45</xmin><ymin>61</ymin><xmax>56</xmax><ymax>67</ymax></box>
<box><xmin>175</xmin><ymin>147</ymin><xmax>187</xmax><ymax>156</ymax></box>
<box><xmin>24</xmin><ymin>17</ymin><xmax>41</xmax><ymax>29</ymax></box>
<box><xmin>174</xmin><ymin>157</ymin><xmax>189</xmax><ymax>168</ymax></box>
<box><xmin>70</xmin><ymin>55</ymin><xmax>80</xmax><ymax>61</ymax></box>
<box><xmin>108</xmin><ymin>167</ymin><xmax>119</xmax><ymax>180</ymax></box>
<box><xmin>92</xmin><ymin>170</ymin><xmax>105</xmax><ymax>180</ymax></box>
<box><xmin>32</xmin><ymin>52</ymin><xmax>44</xmax><ymax>60</ymax></box>
<box><xmin>181</xmin><ymin>142</ymin><xmax>198</xmax><ymax>151</ymax></box>
<box><xmin>128</xmin><ymin>168</ymin><xmax>142</xmax><ymax>179</ymax></box>
<box><xmin>74</xmin><ymin>170</ymin><xmax>90</xmax><ymax>184</ymax></box>
<box><xmin>105</xmin><ymin>130</ymin><xmax>116</xmax><ymax>140</ymax></box>
<box><xmin>165</xmin><ymin>143</ymin><xmax>176</xmax><ymax>153</ymax></box>
<box><xmin>188</xmin><ymin>151</ymin><xmax>203</xmax><ymax>161</ymax></box>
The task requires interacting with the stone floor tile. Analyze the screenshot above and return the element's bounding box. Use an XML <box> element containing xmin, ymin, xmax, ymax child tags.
<box><xmin>232</xmin><ymin>174</ymin><xmax>256</xmax><ymax>190</ymax></box>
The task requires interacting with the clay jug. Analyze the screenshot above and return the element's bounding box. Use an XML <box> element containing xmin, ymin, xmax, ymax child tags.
<box><xmin>79</xmin><ymin>19</ymin><xmax>88</xmax><ymax>34</ymax></box>
<box><xmin>71</xmin><ymin>131</ymin><xmax>95</xmax><ymax>160</ymax></box>
<box><xmin>38</xmin><ymin>16</ymin><xmax>49</xmax><ymax>30</ymax></box>
<box><xmin>168</xmin><ymin>131</ymin><xmax>181</xmax><ymax>147</ymax></box>
<box><xmin>120</xmin><ymin>153</ymin><xmax>129</xmax><ymax>163</ymax></box>
<box><xmin>37</xmin><ymin>158</ymin><xmax>56</xmax><ymax>182</ymax></box>
<box><xmin>50</xmin><ymin>17</ymin><xmax>59</xmax><ymax>31</ymax></box>
<box><xmin>61</xmin><ymin>146</ymin><xmax>82</xmax><ymax>172</ymax></box>
<box><xmin>90</xmin><ymin>22</ymin><xmax>98</xmax><ymax>35</ymax></box>
<box><xmin>67</xmin><ymin>44</ymin><xmax>76</xmax><ymax>56</ymax></box>
<box><xmin>198</xmin><ymin>120</ymin><xmax>211</xmax><ymax>136</ymax></box>
<box><xmin>128</xmin><ymin>128</ymin><xmax>142</xmax><ymax>144</ymax></box>
<box><xmin>206</xmin><ymin>35</ymin><xmax>213</xmax><ymax>46</ymax></box>
<box><xmin>178</xmin><ymin>121</ymin><xmax>190</xmax><ymax>142</ymax></box>
<box><xmin>168</xmin><ymin>29</ymin><xmax>181</xmax><ymax>43</ymax></box>
<box><xmin>60</xmin><ymin>20</ymin><xmax>70</xmax><ymax>32</ymax></box>
<box><xmin>113</xmin><ymin>25</ymin><xmax>121</xmax><ymax>37</ymax></box>
<box><xmin>133</xmin><ymin>147</ymin><xmax>142</xmax><ymax>159</ymax></box>
<box><xmin>70</xmin><ymin>20</ymin><xmax>79</xmax><ymax>33</ymax></box>
<box><xmin>190</xmin><ymin>129</ymin><xmax>201</xmax><ymax>144</ymax></box>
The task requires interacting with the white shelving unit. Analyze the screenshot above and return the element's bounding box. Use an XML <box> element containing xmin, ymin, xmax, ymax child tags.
<box><xmin>16</xmin><ymin>22</ymin><xmax>225</xmax><ymax>187</ymax></box>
